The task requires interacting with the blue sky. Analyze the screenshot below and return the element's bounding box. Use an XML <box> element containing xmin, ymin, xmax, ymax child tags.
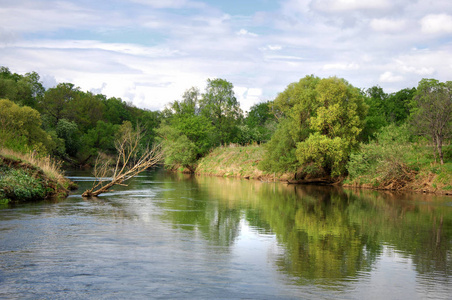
<box><xmin>1</xmin><ymin>0</ymin><xmax>452</xmax><ymax>112</ymax></box>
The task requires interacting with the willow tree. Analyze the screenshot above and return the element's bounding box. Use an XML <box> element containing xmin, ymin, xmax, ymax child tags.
<box><xmin>260</xmin><ymin>76</ymin><xmax>367</xmax><ymax>178</ymax></box>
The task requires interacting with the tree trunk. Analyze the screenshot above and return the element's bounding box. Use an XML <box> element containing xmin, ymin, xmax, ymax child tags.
<box><xmin>437</xmin><ymin>136</ymin><xmax>444</xmax><ymax>165</ymax></box>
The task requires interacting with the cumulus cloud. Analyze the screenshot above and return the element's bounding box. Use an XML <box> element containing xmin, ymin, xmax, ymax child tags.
<box><xmin>420</xmin><ymin>14</ymin><xmax>452</xmax><ymax>34</ymax></box>
<box><xmin>1</xmin><ymin>0</ymin><xmax>452</xmax><ymax>111</ymax></box>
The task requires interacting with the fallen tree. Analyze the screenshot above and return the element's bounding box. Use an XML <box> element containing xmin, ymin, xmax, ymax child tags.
<box><xmin>82</xmin><ymin>124</ymin><xmax>164</xmax><ymax>197</ymax></box>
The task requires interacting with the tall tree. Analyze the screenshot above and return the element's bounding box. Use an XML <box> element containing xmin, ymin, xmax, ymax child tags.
<box><xmin>200</xmin><ymin>78</ymin><xmax>243</xmax><ymax>145</ymax></box>
<box><xmin>411</xmin><ymin>79</ymin><xmax>452</xmax><ymax>165</ymax></box>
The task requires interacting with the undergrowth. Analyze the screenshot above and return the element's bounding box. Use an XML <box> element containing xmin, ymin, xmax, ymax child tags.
<box><xmin>346</xmin><ymin>124</ymin><xmax>452</xmax><ymax>193</ymax></box>
<box><xmin>0</xmin><ymin>148</ymin><xmax>74</xmax><ymax>203</ymax></box>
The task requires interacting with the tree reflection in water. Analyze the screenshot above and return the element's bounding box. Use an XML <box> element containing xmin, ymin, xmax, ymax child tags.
<box><xmin>188</xmin><ymin>175</ymin><xmax>452</xmax><ymax>288</ymax></box>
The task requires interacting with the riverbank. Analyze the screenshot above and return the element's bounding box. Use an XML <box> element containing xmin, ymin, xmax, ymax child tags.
<box><xmin>194</xmin><ymin>144</ymin><xmax>452</xmax><ymax>195</ymax></box>
<box><xmin>195</xmin><ymin>144</ymin><xmax>293</xmax><ymax>181</ymax></box>
<box><xmin>343</xmin><ymin>166</ymin><xmax>452</xmax><ymax>196</ymax></box>
<box><xmin>0</xmin><ymin>148</ymin><xmax>75</xmax><ymax>204</ymax></box>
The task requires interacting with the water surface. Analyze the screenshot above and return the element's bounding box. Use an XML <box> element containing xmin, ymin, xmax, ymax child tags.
<box><xmin>1</xmin><ymin>168</ymin><xmax>451</xmax><ymax>299</ymax></box>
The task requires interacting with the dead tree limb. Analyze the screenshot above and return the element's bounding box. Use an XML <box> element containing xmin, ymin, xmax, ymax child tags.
<box><xmin>82</xmin><ymin>125</ymin><xmax>164</xmax><ymax>197</ymax></box>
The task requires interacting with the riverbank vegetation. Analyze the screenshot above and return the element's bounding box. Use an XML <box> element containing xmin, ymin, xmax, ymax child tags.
<box><xmin>1</xmin><ymin>65</ymin><xmax>451</xmax><ymax>196</ymax></box>
<box><xmin>0</xmin><ymin>148</ymin><xmax>73</xmax><ymax>204</ymax></box>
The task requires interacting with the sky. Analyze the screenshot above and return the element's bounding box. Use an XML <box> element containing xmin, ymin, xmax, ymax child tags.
<box><xmin>1</xmin><ymin>0</ymin><xmax>452</xmax><ymax>112</ymax></box>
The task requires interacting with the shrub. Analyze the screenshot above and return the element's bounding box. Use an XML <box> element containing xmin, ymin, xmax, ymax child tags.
<box><xmin>0</xmin><ymin>168</ymin><xmax>45</xmax><ymax>202</ymax></box>
<box><xmin>347</xmin><ymin>124</ymin><xmax>417</xmax><ymax>188</ymax></box>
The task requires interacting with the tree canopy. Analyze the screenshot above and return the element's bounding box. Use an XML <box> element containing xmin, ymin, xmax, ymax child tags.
<box><xmin>261</xmin><ymin>76</ymin><xmax>367</xmax><ymax>177</ymax></box>
<box><xmin>410</xmin><ymin>78</ymin><xmax>452</xmax><ymax>165</ymax></box>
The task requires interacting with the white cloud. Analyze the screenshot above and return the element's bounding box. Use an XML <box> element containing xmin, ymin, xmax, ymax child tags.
<box><xmin>420</xmin><ymin>14</ymin><xmax>452</xmax><ymax>34</ymax></box>
<box><xmin>311</xmin><ymin>0</ymin><xmax>393</xmax><ymax>13</ymax></box>
<box><xmin>236</xmin><ymin>29</ymin><xmax>258</xmax><ymax>37</ymax></box>
<box><xmin>260</xmin><ymin>45</ymin><xmax>283</xmax><ymax>51</ymax></box>
<box><xmin>129</xmin><ymin>0</ymin><xmax>189</xmax><ymax>8</ymax></box>
<box><xmin>370</xmin><ymin>18</ymin><xmax>406</xmax><ymax>32</ymax></box>
<box><xmin>323</xmin><ymin>63</ymin><xmax>359</xmax><ymax>70</ymax></box>
<box><xmin>235</xmin><ymin>87</ymin><xmax>263</xmax><ymax>113</ymax></box>
<box><xmin>379</xmin><ymin>71</ymin><xmax>404</xmax><ymax>83</ymax></box>
<box><xmin>1</xmin><ymin>0</ymin><xmax>452</xmax><ymax>112</ymax></box>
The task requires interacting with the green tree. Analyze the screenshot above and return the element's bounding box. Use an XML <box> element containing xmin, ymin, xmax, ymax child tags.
<box><xmin>241</xmin><ymin>101</ymin><xmax>277</xmax><ymax>144</ymax></box>
<box><xmin>386</xmin><ymin>87</ymin><xmax>416</xmax><ymax>124</ymax></box>
<box><xmin>361</xmin><ymin>86</ymin><xmax>388</xmax><ymax>142</ymax></box>
<box><xmin>0</xmin><ymin>67</ymin><xmax>44</xmax><ymax>108</ymax></box>
<box><xmin>55</xmin><ymin>119</ymin><xmax>81</xmax><ymax>157</ymax></box>
<box><xmin>40</xmin><ymin>83</ymin><xmax>80</xmax><ymax>128</ymax></box>
<box><xmin>0</xmin><ymin>99</ymin><xmax>53</xmax><ymax>153</ymax></box>
<box><xmin>410</xmin><ymin>79</ymin><xmax>452</xmax><ymax>165</ymax></box>
<box><xmin>261</xmin><ymin>76</ymin><xmax>367</xmax><ymax>177</ymax></box>
<box><xmin>70</xmin><ymin>91</ymin><xmax>105</xmax><ymax>132</ymax></box>
<box><xmin>157</xmin><ymin>125</ymin><xmax>198</xmax><ymax>171</ymax></box>
<box><xmin>200</xmin><ymin>78</ymin><xmax>243</xmax><ymax>145</ymax></box>
<box><xmin>157</xmin><ymin>86</ymin><xmax>214</xmax><ymax>170</ymax></box>
<box><xmin>79</xmin><ymin>121</ymin><xmax>120</xmax><ymax>163</ymax></box>
<box><xmin>103</xmin><ymin>97</ymin><xmax>132</xmax><ymax>125</ymax></box>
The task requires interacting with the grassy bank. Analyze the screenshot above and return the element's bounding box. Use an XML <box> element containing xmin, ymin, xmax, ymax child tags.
<box><xmin>194</xmin><ymin>144</ymin><xmax>452</xmax><ymax>195</ymax></box>
<box><xmin>195</xmin><ymin>144</ymin><xmax>293</xmax><ymax>181</ymax></box>
<box><xmin>0</xmin><ymin>148</ymin><xmax>75</xmax><ymax>204</ymax></box>
<box><xmin>344</xmin><ymin>160</ymin><xmax>452</xmax><ymax>195</ymax></box>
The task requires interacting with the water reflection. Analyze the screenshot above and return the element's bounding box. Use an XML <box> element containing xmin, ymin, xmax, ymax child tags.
<box><xmin>191</xmin><ymin>175</ymin><xmax>452</xmax><ymax>290</ymax></box>
<box><xmin>1</xmin><ymin>169</ymin><xmax>451</xmax><ymax>299</ymax></box>
<box><xmin>75</xmin><ymin>171</ymin><xmax>452</xmax><ymax>287</ymax></box>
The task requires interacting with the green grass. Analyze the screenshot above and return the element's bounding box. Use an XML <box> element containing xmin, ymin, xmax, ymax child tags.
<box><xmin>195</xmin><ymin>144</ymin><xmax>292</xmax><ymax>180</ymax></box>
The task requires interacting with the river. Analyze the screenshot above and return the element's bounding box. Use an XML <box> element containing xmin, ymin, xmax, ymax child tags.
<box><xmin>1</xmin><ymin>168</ymin><xmax>451</xmax><ymax>299</ymax></box>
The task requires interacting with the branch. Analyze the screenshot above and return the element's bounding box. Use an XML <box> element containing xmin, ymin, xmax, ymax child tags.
<box><xmin>82</xmin><ymin>131</ymin><xmax>164</xmax><ymax>198</ymax></box>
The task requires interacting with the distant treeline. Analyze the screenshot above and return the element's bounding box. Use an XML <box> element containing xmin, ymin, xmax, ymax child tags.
<box><xmin>1</xmin><ymin>66</ymin><xmax>451</xmax><ymax>191</ymax></box>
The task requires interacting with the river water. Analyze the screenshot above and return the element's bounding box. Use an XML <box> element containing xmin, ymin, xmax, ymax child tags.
<box><xmin>1</xmin><ymin>168</ymin><xmax>451</xmax><ymax>299</ymax></box>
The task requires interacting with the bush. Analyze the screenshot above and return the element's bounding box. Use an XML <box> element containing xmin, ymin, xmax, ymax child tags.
<box><xmin>0</xmin><ymin>168</ymin><xmax>45</xmax><ymax>202</ymax></box>
<box><xmin>346</xmin><ymin>124</ymin><xmax>417</xmax><ymax>188</ymax></box>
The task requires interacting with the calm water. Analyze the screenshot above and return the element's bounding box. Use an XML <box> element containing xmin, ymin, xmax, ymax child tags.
<box><xmin>1</xmin><ymin>168</ymin><xmax>451</xmax><ymax>299</ymax></box>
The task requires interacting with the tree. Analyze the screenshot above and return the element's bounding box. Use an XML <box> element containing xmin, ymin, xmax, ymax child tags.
<box><xmin>242</xmin><ymin>101</ymin><xmax>277</xmax><ymax>144</ymax></box>
<box><xmin>361</xmin><ymin>86</ymin><xmax>388</xmax><ymax>142</ymax></box>
<box><xmin>82</xmin><ymin>123</ymin><xmax>163</xmax><ymax>197</ymax></box>
<box><xmin>157</xmin><ymin>125</ymin><xmax>198</xmax><ymax>171</ymax></box>
<box><xmin>200</xmin><ymin>78</ymin><xmax>243</xmax><ymax>145</ymax></box>
<box><xmin>386</xmin><ymin>87</ymin><xmax>416</xmax><ymax>125</ymax></box>
<box><xmin>261</xmin><ymin>76</ymin><xmax>367</xmax><ymax>177</ymax></box>
<box><xmin>103</xmin><ymin>97</ymin><xmax>132</xmax><ymax>125</ymax></box>
<box><xmin>0</xmin><ymin>99</ymin><xmax>53</xmax><ymax>153</ymax></box>
<box><xmin>70</xmin><ymin>91</ymin><xmax>105</xmax><ymax>132</ymax></box>
<box><xmin>40</xmin><ymin>83</ymin><xmax>80</xmax><ymax>127</ymax></box>
<box><xmin>55</xmin><ymin>118</ymin><xmax>81</xmax><ymax>157</ymax></box>
<box><xmin>410</xmin><ymin>79</ymin><xmax>452</xmax><ymax>165</ymax></box>
<box><xmin>0</xmin><ymin>68</ymin><xmax>44</xmax><ymax>108</ymax></box>
<box><xmin>157</xmin><ymin>86</ymin><xmax>214</xmax><ymax>170</ymax></box>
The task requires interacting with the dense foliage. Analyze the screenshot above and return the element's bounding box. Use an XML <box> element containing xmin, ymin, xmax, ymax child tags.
<box><xmin>260</xmin><ymin>76</ymin><xmax>367</xmax><ymax>177</ymax></box>
<box><xmin>1</xmin><ymin>65</ymin><xmax>451</xmax><ymax>190</ymax></box>
<box><xmin>0</xmin><ymin>67</ymin><xmax>160</xmax><ymax>166</ymax></box>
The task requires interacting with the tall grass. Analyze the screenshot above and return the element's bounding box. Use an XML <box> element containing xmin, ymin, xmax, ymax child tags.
<box><xmin>0</xmin><ymin>147</ymin><xmax>66</xmax><ymax>184</ymax></box>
